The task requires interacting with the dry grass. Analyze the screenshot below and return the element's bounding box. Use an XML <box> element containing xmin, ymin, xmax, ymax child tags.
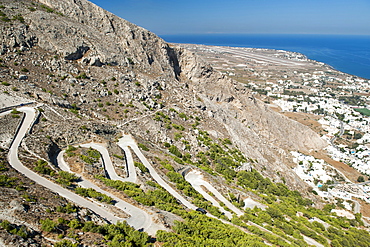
<box><xmin>309</xmin><ymin>150</ymin><xmax>362</xmax><ymax>183</ymax></box>
<box><xmin>282</xmin><ymin>112</ymin><xmax>326</xmax><ymax>136</ymax></box>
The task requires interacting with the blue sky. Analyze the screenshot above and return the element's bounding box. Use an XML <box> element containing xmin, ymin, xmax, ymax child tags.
<box><xmin>89</xmin><ymin>0</ymin><xmax>370</xmax><ymax>35</ymax></box>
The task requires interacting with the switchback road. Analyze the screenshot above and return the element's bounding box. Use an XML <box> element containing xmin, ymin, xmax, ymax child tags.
<box><xmin>185</xmin><ymin>170</ymin><xmax>244</xmax><ymax>218</ymax></box>
<box><xmin>57</xmin><ymin>143</ymin><xmax>165</xmax><ymax>235</ymax></box>
<box><xmin>7</xmin><ymin>107</ymin><xmax>121</xmax><ymax>224</ymax></box>
<box><xmin>121</xmin><ymin>134</ymin><xmax>198</xmax><ymax>211</ymax></box>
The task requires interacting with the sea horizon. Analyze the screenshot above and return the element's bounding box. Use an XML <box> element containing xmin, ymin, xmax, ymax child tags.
<box><xmin>160</xmin><ymin>33</ymin><xmax>370</xmax><ymax>80</ymax></box>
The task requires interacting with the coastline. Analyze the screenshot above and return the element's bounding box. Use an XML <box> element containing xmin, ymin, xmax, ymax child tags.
<box><xmin>161</xmin><ymin>34</ymin><xmax>370</xmax><ymax>80</ymax></box>
<box><xmin>174</xmin><ymin>42</ymin><xmax>338</xmax><ymax>74</ymax></box>
<box><xmin>176</xmin><ymin>43</ymin><xmax>354</xmax><ymax>82</ymax></box>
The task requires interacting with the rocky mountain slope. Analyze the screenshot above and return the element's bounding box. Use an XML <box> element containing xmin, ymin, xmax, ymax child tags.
<box><xmin>3</xmin><ymin>0</ymin><xmax>367</xmax><ymax>246</ymax></box>
<box><xmin>0</xmin><ymin>0</ymin><xmax>326</xmax><ymax>190</ymax></box>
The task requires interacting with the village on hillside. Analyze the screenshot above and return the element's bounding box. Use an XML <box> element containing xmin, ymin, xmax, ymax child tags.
<box><xmin>183</xmin><ymin>44</ymin><xmax>370</xmax><ymax>212</ymax></box>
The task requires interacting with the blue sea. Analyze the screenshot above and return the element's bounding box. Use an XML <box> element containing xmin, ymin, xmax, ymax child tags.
<box><xmin>160</xmin><ymin>34</ymin><xmax>370</xmax><ymax>80</ymax></box>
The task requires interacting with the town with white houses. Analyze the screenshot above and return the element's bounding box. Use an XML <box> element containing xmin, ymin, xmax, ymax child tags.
<box><xmin>269</xmin><ymin>72</ymin><xmax>370</xmax><ymax>208</ymax></box>
<box><xmin>184</xmin><ymin>44</ymin><xmax>370</xmax><ymax>214</ymax></box>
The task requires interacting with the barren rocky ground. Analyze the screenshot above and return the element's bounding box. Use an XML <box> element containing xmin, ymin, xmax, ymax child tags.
<box><xmin>0</xmin><ymin>0</ymin><xmax>369</xmax><ymax>246</ymax></box>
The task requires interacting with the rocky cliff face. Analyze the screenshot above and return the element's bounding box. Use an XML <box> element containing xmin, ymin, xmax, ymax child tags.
<box><xmin>176</xmin><ymin>48</ymin><xmax>326</xmax><ymax>188</ymax></box>
<box><xmin>0</xmin><ymin>0</ymin><xmax>326</xmax><ymax>192</ymax></box>
<box><xmin>179</xmin><ymin>47</ymin><xmax>326</xmax><ymax>150</ymax></box>
<box><xmin>2</xmin><ymin>0</ymin><xmax>180</xmax><ymax>77</ymax></box>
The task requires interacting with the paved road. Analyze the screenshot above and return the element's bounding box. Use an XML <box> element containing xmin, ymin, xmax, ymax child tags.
<box><xmin>120</xmin><ymin>135</ymin><xmax>299</xmax><ymax>244</ymax></box>
<box><xmin>122</xmin><ymin>134</ymin><xmax>198</xmax><ymax>211</ymax></box>
<box><xmin>185</xmin><ymin>170</ymin><xmax>244</xmax><ymax>218</ymax></box>
<box><xmin>57</xmin><ymin>143</ymin><xmax>165</xmax><ymax>235</ymax></box>
<box><xmin>117</xmin><ymin>137</ymin><xmax>138</xmax><ymax>183</ymax></box>
<box><xmin>243</xmin><ymin>197</ymin><xmax>266</xmax><ymax>210</ymax></box>
<box><xmin>0</xmin><ymin>109</ymin><xmax>12</xmax><ymax>117</ymax></box>
<box><xmin>302</xmin><ymin>235</ymin><xmax>324</xmax><ymax>247</ymax></box>
<box><xmin>354</xmin><ymin>201</ymin><xmax>361</xmax><ymax>214</ymax></box>
<box><xmin>79</xmin><ymin>143</ymin><xmax>137</xmax><ymax>183</ymax></box>
<box><xmin>6</xmin><ymin>108</ymin><xmax>322</xmax><ymax>244</ymax></box>
<box><xmin>330</xmin><ymin>117</ymin><xmax>344</xmax><ymax>147</ymax></box>
<box><xmin>7</xmin><ymin>107</ymin><xmax>121</xmax><ymax>224</ymax></box>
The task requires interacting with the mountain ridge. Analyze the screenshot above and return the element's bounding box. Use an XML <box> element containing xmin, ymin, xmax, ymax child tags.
<box><xmin>0</xmin><ymin>0</ymin><xmax>327</xmax><ymax>194</ymax></box>
<box><xmin>2</xmin><ymin>0</ymin><xmax>366</xmax><ymax>246</ymax></box>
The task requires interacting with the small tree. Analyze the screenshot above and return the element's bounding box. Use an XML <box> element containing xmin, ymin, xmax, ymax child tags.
<box><xmin>40</xmin><ymin>218</ymin><xmax>57</xmax><ymax>232</ymax></box>
<box><xmin>68</xmin><ymin>219</ymin><xmax>81</xmax><ymax>229</ymax></box>
<box><xmin>357</xmin><ymin>176</ymin><xmax>365</xmax><ymax>183</ymax></box>
<box><xmin>134</xmin><ymin>162</ymin><xmax>149</xmax><ymax>173</ymax></box>
<box><xmin>55</xmin><ymin>240</ymin><xmax>78</xmax><ymax>247</ymax></box>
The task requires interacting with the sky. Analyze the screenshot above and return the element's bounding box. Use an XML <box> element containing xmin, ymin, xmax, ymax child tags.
<box><xmin>89</xmin><ymin>0</ymin><xmax>370</xmax><ymax>35</ymax></box>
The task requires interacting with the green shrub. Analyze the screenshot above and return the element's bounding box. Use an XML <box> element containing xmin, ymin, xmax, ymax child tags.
<box><xmin>68</xmin><ymin>219</ymin><xmax>82</xmax><ymax>229</ymax></box>
<box><xmin>178</xmin><ymin>112</ymin><xmax>188</xmax><ymax>120</ymax></box>
<box><xmin>40</xmin><ymin>218</ymin><xmax>57</xmax><ymax>232</ymax></box>
<box><xmin>174</xmin><ymin>132</ymin><xmax>183</xmax><ymax>141</ymax></box>
<box><xmin>54</xmin><ymin>240</ymin><xmax>78</xmax><ymax>247</ymax></box>
<box><xmin>87</xmin><ymin>148</ymin><xmax>101</xmax><ymax>159</ymax></box>
<box><xmin>75</xmin><ymin>187</ymin><xmax>114</xmax><ymax>204</ymax></box>
<box><xmin>75</xmin><ymin>72</ymin><xmax>87</xmax><ymax>79</ymax></box>
<box><xmin>96</xmin><ymin>176</ymin><xmax>185</xmax><ymax>215</ymax></box>
<box><xmin>113</xmin><ymin>154</ymin><xmax>124</xmax><ymax>160</ymax></box>
<box><xmin>57</xmin><ymin>171</ymin><xmax>79</xmax><ymax>186</ymax></box>
<box><xmin>157</xmin><ymin>212</ymin><xmax>265</xmax><ymax>246</ymax></box>
<box><xmin>172</xmin><ymin>124</ymin><xmax>185</xmax><ymax>131</ymax></box>
<box><xmin>40</xmin><ymin>4</ymin><xmax>55</xmax><ymax>13</ymax></box>
<box><xmin>0</xmin><ymin>220</ymin><xmax>30</xmax><ymax>239</ymax></box>
<box><xmin>12</xmin><ymin>14</ymin><xmax>25</xmax><ymax>23</ymax></box>
<box><xmin>22</xmin><ymin>192</ymin><xmax>37</xmax><ymax>202</ymax></box>
<box><xmin>11</xmin><ymin>109</ymin><xmax>21</xmax><ymax>114</ymax></box>
<box><xmin>0</xmin><ymin>220</ymin><xmax>14</xmax><ymax>232</ymax></box>
<box><xmin>56</xmin><ymin>203</ymin><xmax>77</xmax><ymax>214</ymax></box>
<box><xmin>169</xmin><ymin>145</ymin><xmax>182</xmax><ymax>158</ymax></box>
<box><xmin>0</xmin><ymin>15</ymin><xmax>10</xmax><ymax>22</ymax></box>
<box><xmin>134</xmin><ymin>162</ymin><xmax>149</xmax><ymax>173</ymax></box>
<box><xmin>160</xmin><ymin>160</ymin><xmax>174</xmax><ymax>171</ymax></box>
<box><xmin>138</xmin><ymin>143</ymin><xmax>149</xmax><ymax>151</ymax></box>
<box><xmin>34</xmin><ymin>160</ymin><xmax>54</xmax><ymax>176</ymax></box>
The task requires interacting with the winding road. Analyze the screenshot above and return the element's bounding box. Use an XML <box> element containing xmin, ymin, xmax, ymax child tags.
<box><xmin>120</xmin><ymin>134</ymin><xmax>198</xmax><ymax>211</ymax></box>
<box><xmin>117</xmin><ymin>137</ymin><xmax>137</xmax><ymax>183</ymax></box>
<box><xmin>5</xmin><ymin>106</ymin><xmax>321</xmax><ymax>245</ymax></box>
<box><xmin>7</xmin><ymin>107</ymin><xmax>122</xmax><ymax>224</ymax></box>
<box><xmin>57</xmin><ymin>143</ymin><xmax>164</xmax><ymax>235</ymax></box>
<box><xmin>185</xmin><ymin>170</ymin><xmax>244</xmax><ymax>218</ymax></box>
<box><xmin>62</xmin><ymin>142</ymin><xmax>137</xmax><ymax>183</ymax></box>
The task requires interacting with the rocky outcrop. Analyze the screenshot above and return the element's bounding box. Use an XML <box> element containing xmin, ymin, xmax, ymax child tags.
<box><xmin>179</xmin><ymin>48</ymin><xmax>326</xmax><ymax>150</ymax></box>
<box><xmin>177</xmin><ymin>48</ymin><xmax>327</xmax><ymax>189</ymax></box>
<box><xmin>44</xmin><ymin>0</ymin><xmax>323</xmax><ymax>186</ymax></box>
<box><xmin>0</xmin><ymin>0</ymin><xmax>179</xmax><ymax>78</ymax></box>
<box><xmin>31</xmin><ymin>0</ymin><xmax>179</xmax><ymax>78</ymax></box>
<box><xmin>0</xmin><ymin>0</ymin><xmax>326</xmax><ymax>192</ymax></box>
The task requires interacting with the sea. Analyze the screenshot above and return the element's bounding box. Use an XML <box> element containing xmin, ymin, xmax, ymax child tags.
<box><xmin>160</xmin><ymin>34</ymin><xmax>370</xmax><ymax>80</ymax></box>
